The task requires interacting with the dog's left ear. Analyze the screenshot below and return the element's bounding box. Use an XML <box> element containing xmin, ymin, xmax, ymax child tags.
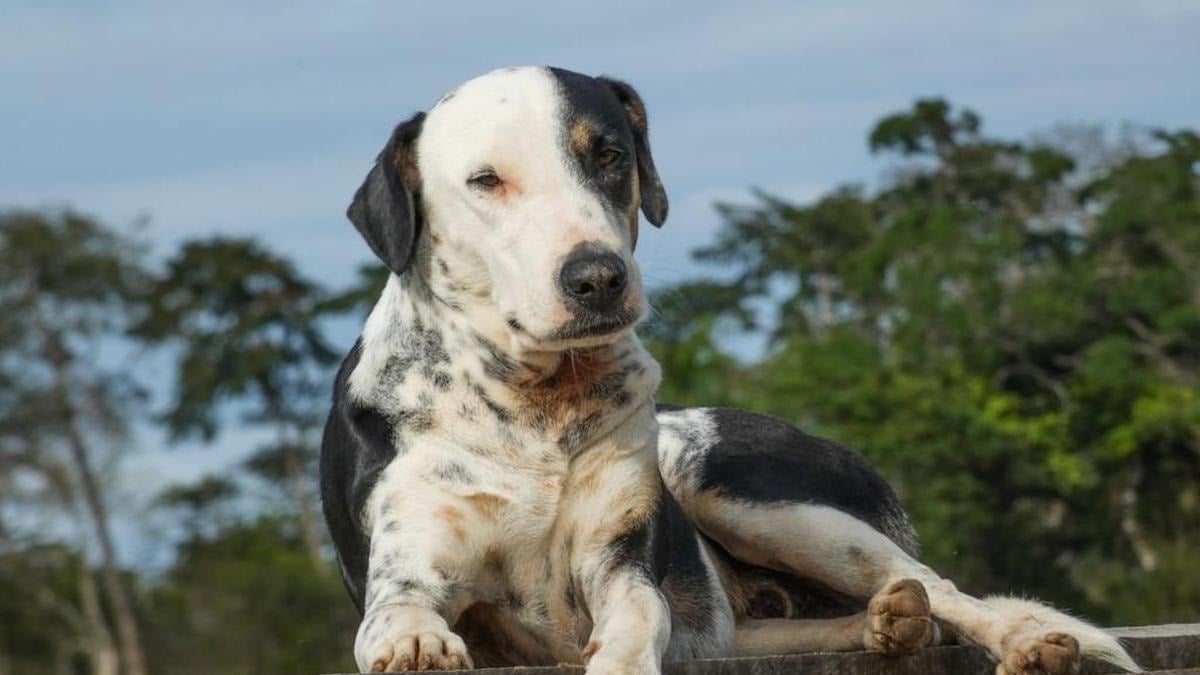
<box><xmin>599</xmin><ymin>77</ymin><xmax>668</xmax><ymax>227</ymax></box>
<box><xmin>347</xmin><ymin>112</ymin><xmax>427</xmax><ymax>276</ymax></box>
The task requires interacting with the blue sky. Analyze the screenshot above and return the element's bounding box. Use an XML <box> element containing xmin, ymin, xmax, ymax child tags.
<box><xmin>3</xmin><ymin>0</ymin><xmax>1198</xmax><ymax>562</ymax></box>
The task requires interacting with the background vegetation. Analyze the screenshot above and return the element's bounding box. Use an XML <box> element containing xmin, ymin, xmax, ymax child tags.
<box><xmin>1</xmin><ymin>100</ymin><xmax>1197</xmax><ymax>675</ymax></box>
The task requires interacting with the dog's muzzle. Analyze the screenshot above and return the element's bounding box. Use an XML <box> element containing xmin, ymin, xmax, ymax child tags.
<box><xmin>551</xmin><ymin>243</ymin><xmax>638</xmax><ymax>342</ymax></box>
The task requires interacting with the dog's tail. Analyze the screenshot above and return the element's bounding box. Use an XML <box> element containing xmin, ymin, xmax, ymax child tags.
<box><xmin>984</xmin><ymin>595</ymin><xmax>1141</xmax><ymax>672</ymax></box>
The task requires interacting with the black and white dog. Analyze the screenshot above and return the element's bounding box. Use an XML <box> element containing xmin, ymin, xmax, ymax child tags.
<box><xmin>321</xmin><ymin>67</ymin><xmax>1138</xmax><ymax>674</ymax></box>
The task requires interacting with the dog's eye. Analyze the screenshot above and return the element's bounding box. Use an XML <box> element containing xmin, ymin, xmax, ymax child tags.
<box><xmin>468</xmin><ymin>170</ymin><xmax>502</xmax><ymax>189</ymax></box>
<box><xmin>597</xmin><ymin>148</ymin><xmax>622</xmax><ymax>168</ymax></box>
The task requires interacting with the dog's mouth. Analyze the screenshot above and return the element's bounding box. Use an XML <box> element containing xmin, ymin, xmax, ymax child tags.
<box><xmin>553</xmin><ymin>309</ymin><xmax>639</xmax><ymax>340</ymax></box>
<box><xmin>530</xmin><ymin>306</ymin><xmax>640</xmax><ymax>350</ymax></box>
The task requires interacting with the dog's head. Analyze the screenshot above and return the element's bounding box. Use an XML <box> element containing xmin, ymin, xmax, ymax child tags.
<box><xmin>348</xmin><ymin>67</ymin><xmax>668</xmax><ymax>352</ymax></box>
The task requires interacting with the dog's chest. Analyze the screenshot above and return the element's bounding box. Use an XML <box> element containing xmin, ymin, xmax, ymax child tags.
<box><xmin>381</xmin><ymin>437</ymin><xmax>586</xmax><ymax>662</ymax></box>
<box><xmin>355</xmin><ymin>327</ymin><xmax>662</xmax><ymax>659</ymax></box>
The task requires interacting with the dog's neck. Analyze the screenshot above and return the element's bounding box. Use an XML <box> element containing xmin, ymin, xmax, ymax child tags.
<box><xmin>349</xmin><ymin>271</ymin><xmax>661</xmax><ymax>454</ymax></box>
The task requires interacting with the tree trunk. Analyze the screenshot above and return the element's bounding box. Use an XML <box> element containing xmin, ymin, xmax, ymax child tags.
<box><xmin>282</xmin><ymin>441</ymin><xmax>327</xmax><ymax>565</ymax></box>
<box><xmin>257</xmin><ymin>376</ymin><xmax>326</xmax><ymax>565</ymax></box>
<box><xmin>47</xmin><ymin>360</ymin><xmax>147</xmax><ymax>675</ymax></box>
<box><xmin>60</xmin><ymin>417</ymin><xmax>147</xmax><ymax>675</ymax></box>
<box><xmin>78</xmin><ymin>555</ymin><xmax>120</xmax><ymax>675</ymax></box>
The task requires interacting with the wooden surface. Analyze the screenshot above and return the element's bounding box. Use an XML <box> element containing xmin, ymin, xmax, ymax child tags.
<box><xmin>327</xmin><ymin>623</ymin><xmax>1200</xmax><ymax>674</ymax></box>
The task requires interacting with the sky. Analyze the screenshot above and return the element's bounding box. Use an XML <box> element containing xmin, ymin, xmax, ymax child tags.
<box><xmin>2</xmin><ymin>0</ymin><xmax>1199</xmax><ymax>563</ymax></box>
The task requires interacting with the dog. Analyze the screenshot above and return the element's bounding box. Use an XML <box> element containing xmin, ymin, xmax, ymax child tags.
<box><xmin>320</xmin><ymin>66</ymin><xmax>1139</xmax><ymax>674</ymax></box>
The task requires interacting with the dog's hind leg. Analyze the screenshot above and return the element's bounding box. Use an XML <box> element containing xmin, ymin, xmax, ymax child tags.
<box><xmin>735</xmin><ymin>615</ymin><xmax>868</xmax><ymax>655</ymax></box>
<box><xmin>656</xmin><ymin>406</ymin><xmax>1139</xmax><ymax>673</ymax></box>
<box><xmin>695</xmin><ymin>499</ymin><xmax>1139</xmax><ymax>673</ymax></box>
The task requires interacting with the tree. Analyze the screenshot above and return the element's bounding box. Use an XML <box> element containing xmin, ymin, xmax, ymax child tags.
<box><xmin>149</xmin><ymin>475</ymin><xmax>355</xmax><ymax>675</ymax></box>
<box><xmin>0</xmin><ymin>210</ymin><xmax>149</xmax><ymax>675</ymax></box>
<box><xmin>132</xmin><ymin>238</ymin><xmax>339</xmax><ymax>563</ymax></box>
<box><xmin>320</xmin><ymin>262</ymin><xmax>389</xmax><ymax>317</ymax></box>
<box><xmin>142</xmin><ymin>513</ymin><xmax>358</xmax><ymax>675</ymax></box>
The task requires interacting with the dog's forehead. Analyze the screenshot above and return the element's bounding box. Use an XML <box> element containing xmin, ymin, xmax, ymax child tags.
<box><xmin>419</xmin><ymin>67</ymin><xmax>630</xmax><ymax>164</ymax></box>
<box><xmin>419</xmin><ymin>68</ymin><xmax>558</xmax><ymax>164</ymax></box>
<box><xmin>433</xmin><ymin>67</ymin><xmax>555</xmax><ymax>115</ymax></box>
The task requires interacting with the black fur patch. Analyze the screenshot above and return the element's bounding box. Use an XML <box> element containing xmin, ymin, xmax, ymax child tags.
<box><xmin>320</xmin><ymin>339</ymin><xmax>406</xmax><ymax>613</ymax></box>
<box><xmin>557</xmin><ymin>411</ymin><xmax>603</xmax><ymax>453</ymax></box>
<box><xmin>679</xmin><ymin>406</ymin><xmax>918</xmax><ymax>555</ymax></box>
<box><xmin>477</xmin><ymin>334</ymin><xmax>519</xmax><ymax>383</ymax></box>
<box><xmin>548</xmin><ymin>68</ymin><xmax>638</xmax><ymax>220</ymax></box>
<box><xmin>472</xmin><ymin>383</ymin><xmax>512</xmax><ymax>424</ymax></box>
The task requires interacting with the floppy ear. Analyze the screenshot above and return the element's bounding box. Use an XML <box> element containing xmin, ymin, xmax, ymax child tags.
<box><xmin>347</xmin><ymin>112</ymin><xmax>427</xmax><ymax>275</ymax></box>
<box><xmin>599</xmin><ymin>77</ymin><xmax>668</xmax><ymax>227</ymax></box>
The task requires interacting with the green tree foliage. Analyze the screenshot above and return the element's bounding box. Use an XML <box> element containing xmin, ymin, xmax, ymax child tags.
<box><xmin>132</xmin><ymin>238</ymin><xmax>337</xmax><ymax>440</ymax></box>
<box><xmin>0</xmin><ymin>210</ymin><xmax>150</xmax><ymax>675</ymax></box>
<box><xmin>321</xmin><ymin>263</ymin><xmax>390</xmax><ymax>316</ymax></box>
<box><xmin>0</xmin><ymin>543</ymin><xmax>116</xmax><ymax>675</ymax></box>
<box><xmin>132</xmin><ymin>238</ymin><xmax>339</xmax><ymax>562</ymax></box>
<box><xmin>145</xmin><ymin>479</ymin><xmax>357</xmax><ymax>675</ymax></box>
<box><xmin>652</xmin><ymin>101</ymin><xmax>1200</xmax><ymax>622</ymax></box>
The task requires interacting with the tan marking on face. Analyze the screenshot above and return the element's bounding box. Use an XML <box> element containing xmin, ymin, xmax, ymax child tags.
<box><xmin>582</xmin><ymin>640</ymin><xmax>602</xmax><ymax>663</ymax></box>
<box><xmin>570</xmin><ymin>120</ymin><xmax>594</xmax><ymax>155</ymax></box>
<box><xmin>437</xmin><ymin>504</ymin><xmax>468</xmax><ymax>542</ymax></box>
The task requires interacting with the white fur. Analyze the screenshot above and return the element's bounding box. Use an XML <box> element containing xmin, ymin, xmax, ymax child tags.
<box><xmin>418</xmin><ymin>67</ymin><xmax>645</xmax><ymax>351</ymax></box>
<box><xmin>984</xmin><ymin>596</ymin><xmax>1140</xmax><ymax>673</ymax></box>
<box><xmin>656</xmin><ymin>406</ymin><xmax>719</xmax><ymax>492</ymax></box>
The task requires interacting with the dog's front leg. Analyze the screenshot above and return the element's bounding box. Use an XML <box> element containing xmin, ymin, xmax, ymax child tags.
<box><xmin>579</xmin><ymin>564</ymin><xmax>671</xmax><ymax>675</ymax></box>
<box><xmin>570</xmin><ymin>440</ymin><xmax>671</xmax><ymax>674</ymax></box>
<box><xmin>354</xmin><ymin>487</ymin><xmax>477</xmax><ymax>673</ymax></box>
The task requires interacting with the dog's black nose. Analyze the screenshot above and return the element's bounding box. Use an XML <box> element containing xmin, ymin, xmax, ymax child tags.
<box><xmin>558</xmin><ymin>247</ymin><xmax>628</xmax><ymax>312</ymax></box>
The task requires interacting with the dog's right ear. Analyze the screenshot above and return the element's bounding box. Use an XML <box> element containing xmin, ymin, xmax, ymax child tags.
<box><xmin>347</xmin><ymin>112</ymin><xmax>427</xmax><ymax>276</ymax></box>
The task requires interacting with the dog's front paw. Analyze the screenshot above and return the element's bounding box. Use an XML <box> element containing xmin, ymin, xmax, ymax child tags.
<box><xmin>865</xmin><ymin>578</ymin><xmax>940</xmax><ymax>654</ymax></box>
<box><xmin>997</xmin><ymin>632</ymin><xmax>1080</xmax><ymax>675</ymax></box>
<box><xmin>355</xmin><ymin>605</ymin><xmax>473</xmax><ymax>672</ymax></box>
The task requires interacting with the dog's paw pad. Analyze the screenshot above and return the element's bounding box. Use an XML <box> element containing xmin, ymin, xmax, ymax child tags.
<box><xmin>997</xmin><ymin>632</ymin><xmax>1080</xmax><ymax>675</ymax></box>
<box><xmin>866</xmin><ymin>578</ymin><xmax>939</xmax><ymax>654</ymax></box>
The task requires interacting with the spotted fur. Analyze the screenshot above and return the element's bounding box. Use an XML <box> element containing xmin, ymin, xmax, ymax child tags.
<box><xmin>321</xmin><ymin>67</ymin><xmax>1138</xmax><ymax>675</ymax></box>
